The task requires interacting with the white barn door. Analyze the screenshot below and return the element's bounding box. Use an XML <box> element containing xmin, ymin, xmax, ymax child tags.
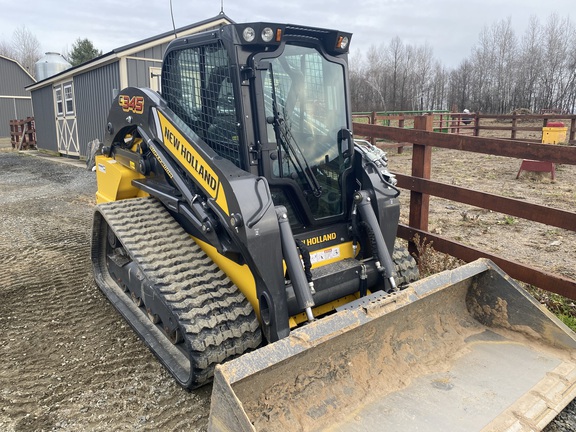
<box><xmin>54</xmin><ymin>82</ymin><xmax>79</xmax><ymax>157</ymax></box>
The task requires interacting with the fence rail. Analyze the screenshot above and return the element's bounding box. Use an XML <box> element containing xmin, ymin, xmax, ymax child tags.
<box><xmin>353</xmin><ymin>111</ymin><xmax>576</xmax><ymax>144</ymax></box>
<box><xmin>353</xmin><ymin>116</ymin><xmax>576</xmax><ymax>300</ymax></box>
<box><xmin>9</xmin><ymin>117</ymin><xmax>36</xmax><ymax>150</ymax></box>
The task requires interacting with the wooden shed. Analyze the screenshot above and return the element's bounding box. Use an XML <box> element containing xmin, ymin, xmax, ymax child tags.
<box><xmin>0</xmin><ymin>55</ymin><xmax>35</xmax><ymax>137</ymax></box>
<box><xmin>26</xmin><ymin>13</ymin><xmax>232</xmax><ymax>158</ymax></box>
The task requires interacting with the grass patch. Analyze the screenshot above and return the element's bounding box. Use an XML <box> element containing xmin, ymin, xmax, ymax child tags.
<box><xmin>558</xmin><ymin>314</ymin><xmax>576</xmax><ymax>330</ymax></box>
<box><xmin>526</xmin><ymin>286</ymin><xmax>576</xmax><ymax>332</ymax></box>
<box><xmin>411</xmin><ymin>234</ymin><xmax>464</xmax><ymax>277</ymax></box>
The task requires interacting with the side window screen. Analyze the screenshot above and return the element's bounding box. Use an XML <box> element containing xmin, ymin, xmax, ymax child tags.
<box><xmin>162</xmin><ymin>42</ymin><xmax>242</xmax><ymax>167</ymax></box>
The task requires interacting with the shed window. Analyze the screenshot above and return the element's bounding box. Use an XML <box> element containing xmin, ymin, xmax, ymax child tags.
<box><xmin>55</xmin><ymin>87</ymin><xmax>63</xmax><ymax>116</ymax></box>
<box><xmin>64</xmin><ymin>84</ymin><xmax>74</xmax><ymax>114</ymax></box>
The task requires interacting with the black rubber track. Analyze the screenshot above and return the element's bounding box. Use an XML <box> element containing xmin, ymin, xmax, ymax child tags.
<box><xmin>392</xmin><ymin>245</ymin><xmax>420</xmax><ymax>287</ymax></box>
<box><xmin>91</xmin><ymin>197</ymin><xmax>262</xmax><ymax>389</ymax></box>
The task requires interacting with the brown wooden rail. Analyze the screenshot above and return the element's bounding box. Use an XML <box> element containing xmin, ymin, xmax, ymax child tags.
<box><xmin>471</xmin><ymin>114</ymin><xmax>576</xmax><ymax>143</ymax></box>
<box><xmin>352</xmin><ymin>112</ymin><xmax>576</xmax><ymax>144</ymax></box>
<box><xmin>353</xmin><ymin>116</ymin><xmax>576</xmax><ymax>300</ymax></box>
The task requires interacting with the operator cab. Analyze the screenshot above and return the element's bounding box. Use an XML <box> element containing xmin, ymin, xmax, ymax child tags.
<box><xmin>161</xmin><ymin>23</ymin><xmax>354</xmax><ymax>229</ymax></box>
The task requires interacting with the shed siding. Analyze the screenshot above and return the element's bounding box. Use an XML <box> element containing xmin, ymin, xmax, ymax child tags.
<box><xmin>126</xmin><ymin>58</ymin><xmax>162</xmax><ymax>89</ymax></box>
<box><xmin>15</xmin><ymin>98</ymin><xmax>34</xmax><ymax>118</ymax></box>
<box><xmin>131</xmin><ymin>43</ymin><xmax>167</xmax><ymax>61</ymax></box>
<box><xmin>31</xmin><ymin>85</ymin><xmax>57</xmax><ymax>152</ymax></box>
<box><xmin>0</xmin><ymin>57</ymin><xmax>35</xmax><ymax>136</ymax></box>
<box><xmin>0</xmin><ymin>99</ymin><xmax>33</xmax><ymax>136</ymax></box>
<box><xmin>0</xmin><ymin>100</ymin><xmax>17</xmax><ymax>136</ymax></box>
<box><xmin>0</xmin><ymin>57</ymin><xmax>34</xmax><ymax>96</ymax></box>
<box><xmin>74</xmin><ymin>61</ymin><xmax>120</xmax><ymax>156</ymax></box>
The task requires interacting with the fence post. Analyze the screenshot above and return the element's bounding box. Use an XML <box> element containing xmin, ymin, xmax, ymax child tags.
<box><xmin>474</xmin><ymin>113</ymin><xmax>480</xmax><ymax>137</ymax></box>
<box><xmin>408</xmin><ymin>115</ymin><xmax>433</xmax><ymax>259</ymax></box>
<box><xmin>511</xmin><ymin>113</ymin><xmax>517</xmax><ymax>140</ymax></box>
<box><xmin>571</xmin><ymin>118</ymin><xmax>576</xmax><ymax>144</ymax></box>
<box><xmin>398</xmin><ymin>116</ymin><xmax>405</xmax><ymax>129</ymax></box>
<box><xmin>370</xmin><ymin>111</ymin><xmax>376</xmax><ymax>145</ymax></box>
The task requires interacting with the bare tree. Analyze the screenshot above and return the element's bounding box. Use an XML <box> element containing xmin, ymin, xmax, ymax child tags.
<box><xmin>491</xmin><ymin>18</ymin><xmax>517</xmax><ymax>113</ymax></box>
<box><xmin>564</xmin><ymin>28</ymin><xmax>576</xmax><ymax>113</ymax></box>
<box><xmin>0</xmin><ymin>39</ymin><xmax>16</xmax><ymax>59</ymax></box>
<box><xmin>361</xmin><ymin>44</ymin><xmax>390</xmax><ymax>111</ymax></box>
<box><xmin>12</xmin><ymin>27</ymin><xmax>42</xmax><ymax>76</ymax></box>
<box><xmin>429</xmin><ymin>62</ymin><xmax>448</xmax><ymax>111</ymax></box>
<box><xmin>540</xmin><ymin>14</ymin><xmax>572</xmax><ymax>111</ymax></box>
<box><xmin>0</xmin><ymin>27</ymin><xmax>42</xmax><ymax>77</ymax></box>
<box><xmin>349</xmin><ymin>13</ymin><xmax>576</xmax><ymax>115</ymax></box>
<box><xmin>387</xmin><ymin>37</ymin><xmax>405</xmax><ymax>110</ymax></box>
<box><xmin>514</xmin><ymin>16</ymin><xmax>543</xmax><ymax>111</ymax></box>
<box><xmin>447</xmin><ymin>59</ymin><xmax>473</xmax><ymax>111</ymax></box>
<box><xmin>414</xmin><ymin>44</ymin><xmax>434</xmax><ymax>111</ymax></box>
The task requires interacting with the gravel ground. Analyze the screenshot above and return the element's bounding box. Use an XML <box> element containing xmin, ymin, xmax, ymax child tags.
<box><xmin>0</xmin><ymin>146</ymin><xmax>574</xmax><ymax>431</ymax></box>
<box><xmin>0</xmin><ymin>150</ymin><xmax>211</xmax><ymax>431</ymax></box>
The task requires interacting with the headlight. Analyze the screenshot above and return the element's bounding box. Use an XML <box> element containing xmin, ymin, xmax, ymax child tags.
<box><xmin>261</xmin><ymin>27</ymin><xmax>274</xmax><ymax>43</ymax></box>
<box><xmin>338</xmin><ymin>36</ymin><xmax>349</xmax><ymax>50</ymax></box>
<box><xmin>243</xmin><ymin>27</ymin><xmax>256</xmax><ymax>42</ymax></box>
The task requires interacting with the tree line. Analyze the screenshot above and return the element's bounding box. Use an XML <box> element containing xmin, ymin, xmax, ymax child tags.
<box><xmin>0</xmin><ymin>27</ymin><xmax>102</xmax><ymax>78</ymax></box>
<box><xmin>2</xmin><ymin>16</ymin><xmax>575</xmax><ymax>114</ymax></box>
<box><xmin>350</xmin><ymin>14</ymin><xmax>576</xmax><ymax>115</ymax></box>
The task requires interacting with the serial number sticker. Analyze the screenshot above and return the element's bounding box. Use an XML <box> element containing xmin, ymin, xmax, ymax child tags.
<box><xmin>98</xmin><ymin>163</ymin><xmax>106</xmax><ymax>173</ymax></box>
<box><xmin>310</xmin><ymin>247</ymin><xmax>341</xmax><ymax>265</ymax></box>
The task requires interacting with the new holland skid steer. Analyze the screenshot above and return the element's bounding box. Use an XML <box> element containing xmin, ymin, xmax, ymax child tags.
<box><xmin>91</xmin><ymin>20</ymin><xmax>576</xmax><ymax>431</ymax></box>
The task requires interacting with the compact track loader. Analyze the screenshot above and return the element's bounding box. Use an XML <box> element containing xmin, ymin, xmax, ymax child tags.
<box><xmin>91</xmin><ymin>20</ymin><xmax>576</xmax><ymax>431</ymax></box>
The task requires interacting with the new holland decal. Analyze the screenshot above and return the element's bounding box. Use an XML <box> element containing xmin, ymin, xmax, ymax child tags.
<box><xmin>157</xmin><ymin>111</ymin><xmax>229</xmax><ymax>215</ymax></box>
<box><xmin>303</xmin><ymin>232</ymin><xmax>337</xmax><ymax>247</ymax></box>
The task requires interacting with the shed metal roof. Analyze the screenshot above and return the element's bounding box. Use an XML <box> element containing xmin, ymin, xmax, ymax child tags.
<box><xmin>26</xmin><ymin>13</ymin><xmax>233</xmax><ymax>91</ymax></box>
<box><xmin>0</xmin><ymin>54</ymin><xmax>36</xmax><ymax>83</ymax></box>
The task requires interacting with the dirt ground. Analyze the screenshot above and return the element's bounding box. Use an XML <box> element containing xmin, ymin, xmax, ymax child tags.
<box><xmin>0</xmin><ymin>127</ymin><xmax>574</xmax><ymax>431</ymax></box>
<box><xmin>388</xmin><ymin>144</ymin><xmax>576</xmax><ymax>284</ymax></box>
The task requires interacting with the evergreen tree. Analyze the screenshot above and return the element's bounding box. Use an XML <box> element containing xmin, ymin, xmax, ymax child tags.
<box><xmin>68</xmin><ymin>38</ymin><xmax>102</xmax><ymax>66</ymax></box>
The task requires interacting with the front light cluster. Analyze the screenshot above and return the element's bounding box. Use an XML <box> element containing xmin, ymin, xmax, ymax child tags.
<box><xmin>240</xmin><ymin>24</ymin><xmax>282</xmax><ymax>44</ymax></box>
<box><xmin>261</xmin><ymin>27</ymin><xmax>275</xmax><ymax>43</ymax></box>
<box><xmin>242</xmin><ymin>27</ymin><xmax>256</xmax><ymax>42</ymax></box>
<box><xmin>338</xmin><ymin>36</ymin><xmax>349</xmax><ymax>50</ymax></box>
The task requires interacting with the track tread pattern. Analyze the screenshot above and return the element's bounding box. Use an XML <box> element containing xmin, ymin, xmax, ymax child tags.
<box><xmin>392</xmin><ymin>246</ymin><xmax>420</xmax><ymax>287</ymax></box>
<box><xmin>96</xmin><ymin>197</ymin><xmax>261</xmax><ymax>388</ymax></box>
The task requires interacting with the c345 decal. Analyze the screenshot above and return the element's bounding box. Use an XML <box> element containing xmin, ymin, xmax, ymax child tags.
<box><xmin>119</xmin><ymin>95</ymin><xmax>144</xmax><ymax>115</ymax></box>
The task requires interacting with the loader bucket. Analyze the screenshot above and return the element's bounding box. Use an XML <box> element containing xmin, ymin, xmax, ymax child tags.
<box><xmin>208</xmin><ymin>259</ymin><xmax>576</xmax><ymax>432</ymax></box>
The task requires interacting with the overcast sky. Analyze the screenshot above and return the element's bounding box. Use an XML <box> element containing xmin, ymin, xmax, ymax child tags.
<box><xmin>0</xmin><ymin>0</ymin><xmax>573</xmax><ymax>68</ymax></box>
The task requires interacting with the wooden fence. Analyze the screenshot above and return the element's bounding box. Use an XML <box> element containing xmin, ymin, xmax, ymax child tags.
<box><xmin>353</xmin><ymin>111</ymin><xmax>576</xmax><ymax>144</ymax></box>
<box><xmin>469</xmin><ymin>113</ymin><xmax>576</xmax><ymax>143</ymax></box>
<box><xmin>353</xmin><ymin>116</ymin><xmax>576</xmax><ymax>301</ymax></box>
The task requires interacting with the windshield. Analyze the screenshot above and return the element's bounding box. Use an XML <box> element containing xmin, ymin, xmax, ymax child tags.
<box><xmin>261</xmin><ymin>44</ymin><xmax>349</xmax><ymax>220</ymax></box>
